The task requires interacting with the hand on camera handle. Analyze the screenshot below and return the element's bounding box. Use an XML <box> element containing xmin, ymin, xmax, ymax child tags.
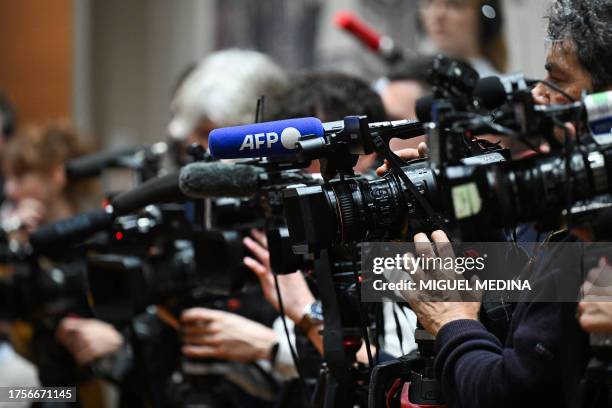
<box><xmin>55</xmin><ymin>317</ymin><xmax>124</xmax><ymax>366</ymax></box>
<box><xmin>401</xmin><ymin>230</ymin><xmax>481</xmax><ymax>336</ymax></box>
<box><xmin>242</xmin><ymin>229</ymin><xmax>315</xmax><ymax>324</ymax></box>
<box><xmin>180</xmin><ymin>308</ymin><xmax>278</xmax><ymax>362</ymax></box>
<box><xmin>375</xmin><ymin>142</ymin><xmax>428</xmax><ymax>176</ymax></box>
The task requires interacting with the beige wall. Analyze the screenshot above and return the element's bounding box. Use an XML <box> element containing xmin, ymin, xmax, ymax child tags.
<box><xmin>0</xmin><ymin>0</ymin><xmax>73</xmax><ymax>126</ymax></box>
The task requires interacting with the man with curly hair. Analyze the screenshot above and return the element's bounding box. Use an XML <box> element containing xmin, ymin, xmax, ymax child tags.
<box><xmin>405</xmin><ymin>2</ymin><xmax>612</xmax><ymax>408</ymax></box>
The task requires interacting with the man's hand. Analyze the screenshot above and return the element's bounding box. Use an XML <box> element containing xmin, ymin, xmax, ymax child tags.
<box><xmin>401</xmin><ymin>230</ymin><xmax>481</xmax><ymax>336</ymax></box>
<box><xmin>578</xmin><ymin>257</ymin><xmax>612</xmax><ymax>334</ymax></box>
<box><xmin>243</xmin><ymin>229</ymin><xmax>315</xmax><ymax>323</ymax></box>
<box><xmin>55</xmin><ymin>317</ymin><xmax>123</xmax><ymax>366</ymax></box>
<box><xmin>181</xmin><ymin>308</ymin><xmax>278</xmax><ymax>362</ymax></box>
<box><xmin>375</xmin><ymin>143</ymin><xmax>428</xmax><ymax>176</ymax></box>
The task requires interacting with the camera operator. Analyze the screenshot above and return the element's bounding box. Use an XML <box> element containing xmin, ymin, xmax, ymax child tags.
<box><xmin>0</xmin><ymin>123</ymin><xmax>124</xmax><ymax>404</ymax></box>
<box><xmin>242</xmin><ymin>72</ymin><xmax>418</xmax><ymax>374</ymax></box>
<box><xmin>390</xmin><ymin>1</ymin><xmax>612</xmax><ymax>407</ymax></box>
<box><xmin>168</xmin><ymin>48</ymin><xmax>288</xmax><ymax>151</ymax></box>
<box><xmin>164</xmin><ymin>50</ymin><xmax>298</xmax><ymax>403</ymax></box>
<box><xmin>376</xmin><ymin>57</ymin><xmax>432</xmax><ymax>155</ymax></box>
<box><xmin>377</xmin><ymin>57</ymin><xmax>432</xmax><ymax>122</ymax></box>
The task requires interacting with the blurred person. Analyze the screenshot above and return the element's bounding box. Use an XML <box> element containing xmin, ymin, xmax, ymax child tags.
<box><xmin>1</xmin><ymin>123</ymin><xmax>118</xmax><ymax>406</ymax></box>
<box><xmin>2</xmin><ymin>123</ymin><xmax>99</xmax><ymax>237</ymax></box>
<box><xmin>0</xmin><ymin>94</ymin><xmax>37</xmax><ymax>408</ymax></box>
<box><xmin>539</xmin><ymin>0</ymin><xmax>612</xmax><ymax>340</ymax></box>
<box><xmin>384</xmin><ymin>2</ymin><xmax>612</xmax><ymax>407</ymax></box>
<box><xmin>166</xmin><ymin>49</ymin><xmax>291</xmax><ymax>406</ymax></box>
<box><xmin>377</xmin><ymin>57</ymin><xmax>432</xmax><ymax>122</ymax></box>
<box><xmin>375</xmin><ymin>57</ymin><xmax>433</xmax><ymax>152</ymax></box>
<box><xmin>269</xmin><ymin>71</ymin><xmax>387</xmax><ymax>174</ymax></box>
<box><xmin>167</xmin><ymin>49</ymin><xmax>288</xmax><ymax>152</ymax></box>
<box><xmin>419</xmin><ymin>0</ymin><xmax>507</xmax><ymax>76</ymax></box>
<box><xmin>238</xmin><ymin>72</ymin><xmax>418</xmax><ymax>372</ymax></box>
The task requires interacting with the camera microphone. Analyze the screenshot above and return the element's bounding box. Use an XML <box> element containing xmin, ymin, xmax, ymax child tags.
<box><xmin>179</xmin><ymin>161</ymin><xmax>264</xmax><ymax>199</ymax></box>
<box><xmin>111</xmin><ymin>171</ymin><xmax>183</xmax><ymax>215</ymax></box>
<box><xmin>65</xmin><ymin>145</ymin><xmax>143</xmax><ymax>179</ymax></box>
<box><xmin>29</xmin><ymin>208</ymin><xmax>114</xmax><ymax>253</ymax></box>
<box><xmin>208</xmin><ymin>117</ymin><xmax>325</xmax><ymax>160</ymax></box>
<box><xmin>29</xmin><ymin>172</ymin><xmax>184</xmax><ymax>252</ymax></box>
<box><xmin>415</xmin><ymin>76</ymin><xmax>508</xmax><ymax>122</ymax></box>
<box><xmin>208</xmin><ymin>117</ymin><xmax>424</xmax><ymax>160</ymax></box>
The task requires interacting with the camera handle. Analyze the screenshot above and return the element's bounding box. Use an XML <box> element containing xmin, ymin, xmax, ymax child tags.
<box><xmin>369</xmin><ymin>131</ymin><xmax>448</xmax><ymax>236</ymax></box>
<box><xmin>313</xmin><ymin>248</ymin><xmax>362</xmax><ymax>408</ymax></box>
<box><xmin>367</xmin><ymin>326</ymin><xmax>446</xmax><ymax>408</ymax></box>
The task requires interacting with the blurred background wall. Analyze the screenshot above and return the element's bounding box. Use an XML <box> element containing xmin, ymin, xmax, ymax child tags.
<box><xmin>0</xmin><ymin>0</ymin><xmax>550</xmax><ymax>148</ymax></box>
<box><xmin>0</xmin><ymin>0</ymin><xmax>73</xmax><ymax>124</ymax></box>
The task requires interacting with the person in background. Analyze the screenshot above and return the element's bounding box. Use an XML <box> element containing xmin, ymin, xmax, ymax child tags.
<box><xmin>419</xmin><ymin>0</ymin><xmax>507</xmax><ymax>76</ymax></box>
<box><xmin>167</xmin><ymin>49</ymin><xmax>294</xmax><ymax>406</ymax></box>
<box><xmin>2</xmin><ymin>123</ymin><xmax>99</xmax><ymax>236</ymax></box>
<box><xmin>375</xmin><ymin>57</ymin><xmax>433</xmax><ymax>152</ymax></box>
<box><xmin>390</xmin><ymin>1</ymin><xmax>612</xmax><ymax>407</ymax></box>
<box><xmin>1</xmin><ymin>123</ymin><xmax>119</xmax><ymax>407</ymax></box>
<box><xmin>377</xmin><ymin>57</ymin><xmax>432</xmax><ymax>122</ymax></box>
<box><xmin>168</xmin><ymin>49</ymin><xmax>288</xmax><ymax>151</ymax></box>
<box><xmin>269</xmin><ymin>71</ymin><xmax>387</xmax><ymax>174</ymax></box>
<box><xmin>240</xmin><ymin>72</ymin><xmax>418</xmax><ymax>378</ymax></box>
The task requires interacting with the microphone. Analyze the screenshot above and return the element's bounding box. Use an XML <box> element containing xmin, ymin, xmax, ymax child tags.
<box><xmin>473</xmin><ymin>76</ymin><xmax>508</xmax><ymax>110</ymax></box>
<box><xmin>65</xmin><ymin>145</ymin><xmax>142</xmax><ymax>179</ymax></box>
<box><xmin>208</xmin><ymin>117</ymin><xmax>325</xmax><ymax>160</ymax></box>
<box><xmin>208</xmin><ymin>117</ymin><xmax>424</xmax><ymax>160</ymax></box>
<box><xmin>179</xmin><ymin>161</ymin><xmax>264</xmax><ymax>199</ymax></box>
<box><xmin>29</xmin><ymin>208</ymin><xmax>113</xmax><ymax>253</ymax></box>
<box><xmin>29</xmin><ymin>172</ymin><xmax>184</xmax><ymax>251</ymax></box>
<box><xmin>415</xmin><ymin>76</ymin><xmax>508</xmax><ymax>122</ymax></box>
<box><xmin>334</xmin><ymin>11</ymin><xmax>404</xmax><ymax>64</ymax></box>
<box><xmin>111</xmin><ymin>171</ymin><xmax>183</xmax><ymax>215</ymax></box>
<box><xmin>415</xmin><ymin>96</ymin><xmax>436</xmax><ymax>123</ymax></box>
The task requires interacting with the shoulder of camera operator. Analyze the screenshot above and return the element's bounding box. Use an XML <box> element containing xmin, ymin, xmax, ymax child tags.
<box><xmin>428</xmin><ymin>231</ymin><xmax>588</xmax><ymax>408</ymax></box>
<box><xmin>417</xmin><ymin>0</ymin><xmax>508</xmax><ymax>77</ymax></box>
<box><xmin>167</xmin><ymin>49</ymin><xmax>289</xmax><ymax>154</ymax></box>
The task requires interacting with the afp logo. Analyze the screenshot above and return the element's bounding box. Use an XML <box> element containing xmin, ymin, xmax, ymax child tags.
<box><xmin>239</xmin><ymin>127</ymin><xmax>301</xmax><ymax>151</ymax></box>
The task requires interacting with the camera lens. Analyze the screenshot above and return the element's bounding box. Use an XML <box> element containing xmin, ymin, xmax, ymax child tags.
<box><xmin>283</xmin><ymin>160</ymin><xmax>440</xmax><ymax>252</ymax></box>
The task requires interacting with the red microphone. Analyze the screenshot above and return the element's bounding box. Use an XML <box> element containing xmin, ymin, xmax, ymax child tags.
<box><xmin>334</xmin><ymin>11</ymin><xmax>404</xmax><ymax>64</ymax></box>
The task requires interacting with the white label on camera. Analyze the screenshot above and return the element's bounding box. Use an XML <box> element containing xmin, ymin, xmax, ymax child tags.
<box><xmin>452</xmin><ymin>183</ymin><xmax>482</xmax><ymax>220</ymax></box>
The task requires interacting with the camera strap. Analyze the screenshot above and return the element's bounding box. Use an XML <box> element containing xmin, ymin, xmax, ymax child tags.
<box><xmin>370</xmin><ymin>132</ymin><xmax>449</xmax><ymax>234</ymax></box>
<box><xmin>315</xmin><ymin>249</ymin><xmax>352</xmax><ymax>386</ymax></box>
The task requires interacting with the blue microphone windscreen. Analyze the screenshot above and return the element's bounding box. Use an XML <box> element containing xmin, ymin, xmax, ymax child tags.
<box><xmin>208</xmin><ymin>117</ymin><xmax>325</xmax><ymax>159</ymax></box>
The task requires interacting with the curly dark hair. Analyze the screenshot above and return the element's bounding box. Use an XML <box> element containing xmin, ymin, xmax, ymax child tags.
<box><xmin>546</xmin><ymin>0</ymin><xmax>612</xmax><ymax>91</ymax></box>
<box><xmin>268</xmin><ymin>72</ymin><xmax>386</xmax><ymax>122</ymax></box>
